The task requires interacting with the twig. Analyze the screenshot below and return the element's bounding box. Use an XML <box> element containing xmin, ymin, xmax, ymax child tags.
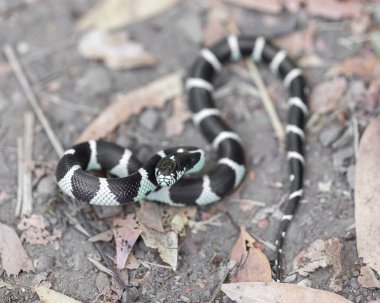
<box><xmin>227</xmin><ymin>23</ymin><xmax>285</xmax><ymax>145</ymax></box>
<box><xmin>207</xmin><ymin>260</ymin><xmax>236</xmax><ymax>303</ymax></box>
<box><xmin>234</xmin><ymin>199</ymin><xmax>266</xmax><ymax>207</ymax></box>
<box><xmin>21</xmin><ymin>112</ymin><xmax>34</xmax><ymax>216</ymax></box>
<box><xmin>88</xmin><ymin>257</ymin><xmax>116</xmax><ymax>277</ymax></box>
<box><xmin>41</xmin><ymin>91</ymin><xmax>100</xmax><ymax>115</ymax></box>
<box><xmin>140</xmin><ymin>261</ymin><xmax>172</xmax><ymax>269</ymax></box>
<box><xmin>15</xmin><ymin>137</ymin><xmax>23</xmax><ymax>217</ymax></box>
<box><xmin>63</xmin><ymin>212</ymin><xmax>91</xmax><ymax>237</ymax></box>
<box><xmin>350</xmin><ymin>108</ymin><xmax>360</xmax><ymax>160</ymax></box>
<box><xmin>246</xmin><ymin>228</ymin><xmax>276</xmax><ymax>251</ymax></box>
<box><xmin>3</xmin><ymin>44</ymin><xmax>64</xmax><ymax>157</ymax></box>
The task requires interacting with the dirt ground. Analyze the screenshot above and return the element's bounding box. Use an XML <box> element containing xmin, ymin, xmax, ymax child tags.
<box><xmin>0</xmin><ymin>0</ymin><xmax>380</xmax><ymax>302</ymax></box>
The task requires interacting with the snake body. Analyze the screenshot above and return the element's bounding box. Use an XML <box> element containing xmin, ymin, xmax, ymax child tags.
<box><xmin>56</xmin><ymin>35</ymin><xmax>308</xmax><ymax>281</ymax></box>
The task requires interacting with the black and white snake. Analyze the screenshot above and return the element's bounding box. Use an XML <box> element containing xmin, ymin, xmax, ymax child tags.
<box><xmin>56</xmin><ymin>35</ymin><xmax>308</xmax><ymax>281</ymax></box>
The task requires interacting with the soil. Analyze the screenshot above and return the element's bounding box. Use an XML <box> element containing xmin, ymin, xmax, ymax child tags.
<box><xmin>0</xmin><ymin>0</ymin><xmax>380</xmax><ymax>302</ymax></box>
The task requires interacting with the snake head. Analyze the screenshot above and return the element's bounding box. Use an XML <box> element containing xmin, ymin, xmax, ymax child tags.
<box><xmin>155</xmin><ymin>157</ymin><xmax>181</xmax><ymax>187</ymax></box>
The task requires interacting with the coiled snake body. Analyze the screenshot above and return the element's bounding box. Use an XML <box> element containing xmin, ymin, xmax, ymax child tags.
<box><xmin>56</xmin><ymin>35</ymin><xmax>308</xmax><ymax>281</ymax></box>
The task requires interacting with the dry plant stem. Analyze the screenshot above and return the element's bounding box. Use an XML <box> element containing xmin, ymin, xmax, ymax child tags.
<box><xmin>207</xmin><ymin>260</ymin><xmax>236</xmax><ymax>303</ymax></box>
<box><xmin>226</xmin><ymin>23</ymin><xmax>285</xmax><ymax>145</ymax></box>
<box><xmin>350</xmin><ymin>108</ymin><xmax>360</xmax><ymax>160</ymax></box>
<box><xmin>15</xmin><ymin>137</ymin><xmax>23</xmax><ymax>217</ymax></box>
<box><xmin>3</xmin><ymin>44</ymin><xmax>64</xmax><ymax>157</ymax></box>
<box><xmin>22</xmin><ymin>112</ymin><xmax>34</xmax><ymax>216</ymax></box>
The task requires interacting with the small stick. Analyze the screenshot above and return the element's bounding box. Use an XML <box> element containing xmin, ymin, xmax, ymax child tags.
<box><xmin>207</xmin><ymin>260</ymin><xmax>236</xmax><ymax>303</ymax></box>
<box><xmin>227</xmin><ymin>23</ymin><xmax>285</xmax><ymax>145</ymax></box>
<box><xmin>22</xmin><ymin>112</ymin><xmax>34</xmax><ymax>216</ymax></box>
<box><xmin>15</xmin><ymin>137</ymin><xmax>23</xmax><ymax>217</ymax></box>
<box><xmin>3</xmin><ymin>44</ymin><xmax>64</xmax><ymax>157</ymax></box>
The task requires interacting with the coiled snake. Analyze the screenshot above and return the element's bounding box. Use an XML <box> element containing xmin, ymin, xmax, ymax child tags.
<box><xmin>56</xmin><ymin>35</ymin><xmax>308</xmax><ymax>281</ymax></box>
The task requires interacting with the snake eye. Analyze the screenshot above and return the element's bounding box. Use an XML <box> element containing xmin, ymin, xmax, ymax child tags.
<box><xmin>158</xmin><ymin>158</ymin><xmax>177</xmax><ymax>175</ymax></box>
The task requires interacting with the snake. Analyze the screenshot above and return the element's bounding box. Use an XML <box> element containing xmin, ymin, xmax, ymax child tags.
<box><xmin>56</xmin><ymin>35</ymin><xmax>308</xmax><ymax>281</ymax></box>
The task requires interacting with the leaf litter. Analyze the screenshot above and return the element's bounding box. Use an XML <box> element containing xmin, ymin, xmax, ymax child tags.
<box><xmin>78</xmin><ymin>29</ymin><xmax>155</xmax><ymax>70</ymax></box>
<box><xmin>17</xmin><ymin>214</ymin><xmax>62</xmax><ymax>245</ymax></box>
<box><xmin>221</xmin><ymin>282</ymin><xmax>352</xmax><ymax>303</ymax></box>
<box><xmin>355</xmin><ymin>115</ymin><xmax>380</xmax><ymax>274</ymax></box>
<box><xmin>229</xmin><ymin>226</ymin><xmax>272</xmax><ymax>283</ymax></box>
<box><xmin>112</xmin><ymin>214</ymin><xmax>141</xmax><ymax>269</ymax></box>
<box><xmin>77</xmin><ymin>0</ymin><xmax>181</xmax><ymax>31</ymax></box>
<box><xmin>292</xmin><ymin>237</ymin><xmax>343</xmax><ymax>291</ymax></box>
<box><xmin>76</xmin><ymin>72</ymin><xmax>183</xmax><ymax>143</ymax></box>
<box><xmin>357</xmin><ymin>265</ymin><xmax>380</xmax><ymax>289</ymax></box>
<box><xmin>0</xmin><ymin>222</ymin><xmax>34</xmax><ymax>276</ymax></box>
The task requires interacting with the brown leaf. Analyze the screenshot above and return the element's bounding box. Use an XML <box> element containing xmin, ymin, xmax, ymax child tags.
<box><xmin>113</xmin><ymin>214</ymin><xmax>141</xmax><ymax>269</ymax></box>
<box><xmin>221</xmin><ymin>282</ymin><xmax>352</xmax><ymax>303</ymax></box>
<box><xmin>17</xmin><ymin>215</ymin><xmax>62</xmax><ymax>245</ymax></box>
<box><xmin>224</xmin><ymin>0</ymin><xmax>283</xmax><ymax>14</ymax></box>
<box><xmin>125</xmin><ymin>253</ymin><xmax>140</xmax><ymax>270</ymax></box>
<box><xmin>136</xmin><ymin>200</ymin><xmax>164</xmax><ymax>232</ymax></box>
<box><xmin>357</xmin><ymin>266</ymin><xmax>380</xmax><ymax>289</ymax></box>
<box><xmin>293</xmin><ymin>237</ymin><xmax>343</xmax><ymax>291</ymax></box>
<box><xmin>165</xmin><ymin>96</ymin><xmax>191</xmax><ymax>137</ymax></box>
<box><xmin>0</xmin><ymin>223</ymin><xmax>34</xmax><ymax>275</ymax></box>
<box><xmin>202</xmin><ymin>2</ymin><xmax>230</xmax><ymax>47</ymax></box>
<box><xmin>310</xmin><ymin>77</ymin><xmax>347</xmax><ymax>114</ymax></box>
<box><xmin>77</xmin><ymin>0</ymin><xmax>181</xmax><ymax>31</ymax></box>
<box><xmin>35</xmin><ymin>286</ymin><xmax>81</xmax><ymax>303</ymax></box>
<box><xmin>326</xmin><ymin>53</ymin><xmax>380</xmax><ymax>83</ymax></box>
<box><xmin>274</xmin><ymin>31</ymin><xmax>305</xmax><ymax>58</ymax></box>
<box><xmin>140</xmin><ymin>222</ymin><xmax>178</xmax><ymax>270</ymax></box>
<box><xmin>78</xmin><ymin>30</ymin><xmax>155</xmax><ymax>70</ymax></box>
<box><xmin>230</xmin><ymin>227</ymin><xmax>272</xmax><ymax>283</ymax></box>
<box><xmin>88</xmin><ymin>229</ymin><xmax>114</xmax><ymax>242</ymax></box>
<box><xmin>306</xmin><ymin>0</ymin><xmax>362</xmax><ymax>20</ymax></box>
<box><xmin>76</xmin><ymin>72</ymin><xmax>183</xmax><ymax>143</ymax></box>
<box><xmin>355</xmin><ymin>116</ymin><xmax>380</xmax><ymax>274</ymax></box>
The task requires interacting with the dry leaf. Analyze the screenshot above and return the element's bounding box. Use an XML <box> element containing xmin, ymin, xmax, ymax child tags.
<box><xmin>355</xmin><ymin>116</ymin><xmax>380</xmax><ymax>274</ymax></box>
<box><xmin>306</xmin><ymin>0</ymin><xmax>362</xmax><ymax>20</ymax></box>
<box><xmin>136</xmin><ymin>200</ymin><xmax>164</xmax><ymax>232</ymax></box>
<box><xmin>95</xmin><ymin>272</ymin><xmax>124</xmax><ymax>302</ymax></box>
<box><xmin>310</xmin><ymin>77</ymin><xmax>347</xmax><ymax>114</ymax></box>
<box><xmin>76</xmin><ymin>72</ymin><xmax>183</xmax><ymax>143</ymax></box>
<box><xmin>326</xmin><ymin>53</ymin><xmax>380</xmax><ymax>83</ymax></box>
<box><xmin>274</xmin><ymin>31</ymin><xmax>305</xmax><ymax>58</ymax></box>
<box><xmin>78</xmin><ymin>30</ymin><xmax>155</xmax><ymax>70</ymax></box>
<box><xmin>166</xmin><ymin>206</ymin><xmax>197</xmax><ymax>234</ymax></box>
<box><xmin>88</xmin><ymin>229</ymin><xmax>114</xmax><ymax>242</ymax></box>
<box><xmin>230</xmin><ymin>227</ymin><xmax>272</xmax><ymax>283</ymax></box>
<box><xmin>17</xmin><ymin>214</ymin><xmax>62</xmax><ymax>245</ymax></box>
<box><xmin>113</xmin><ymin>214</ymin><xmax>141</xmax><ymax>269</ymax></box>
<box><xmin>221</xmin><ymin>282</ymin><xmax>352</xmax><ymax>303</ymax></box>
<box><xmin>0</xmin><ymin>222</ymin><xmax>34</xmax><ymax>276</ymax></box>
<box><xmin>293</xmin><ymin>237</ymin><xmax>343</xmax><ymax>291</ymax></box>
<box><xmin>125</xmin><ymin>253</ymin><xmax>140</xmax><ymax>270</ymax></box>
<box><xmin>140</xmin><ymin>222</ymin><xmax>178</xmax><ymax>270</ymax></box>
<box><xmin>357</xmin><ymin>266</ymin><xmax>380</xmax><ymax>289</ymax></box>
<box><xmin>77</xmin><ymin>0</ymin><xmax>180</xmax><ymax>31</ymax></box>
<box><xmin>165</xmin><ymin>96</ymin><xmax>191</xmax><ymax>137</ymax></box>
<box><xmin>0</xmin><ymin>279</ymin><xmax>13</xmax><ymax>289</ymax></box>
<box><xmin>202</xmin><ymin>2</ymin><xmax>230</xmax><ymax>46</ymax></box>
<box><xmin>224</xmin><ymin>0</ymin><xmax>283</xmax><ymax>14</ymax></box>
<box><xmin>298</xmin><ymin>54</ymin><xmax>325</xmax><ymax>68</ymax></box>
<box><xmin>35</xmin><ymin>286</ymin><xmax>82</xmax><ymax>303</ymax></box>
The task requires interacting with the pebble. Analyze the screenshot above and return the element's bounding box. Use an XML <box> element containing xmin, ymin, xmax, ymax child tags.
<box><xmin>180</xmin><ymin>295</ymin><xmax>191</xmax><ymax>302</ymax></box>
<box><xmin>346</xmin><ymin>165</ymin><xmax>356</xmax><ymax>190</ymax></box>
<box><xmin>333</xmin><ymin>146</ymin><xmax>354</xmax><ymax>168</ymax></box>
<box><xmin>319</xmin><ymin>125</ymin><xmax>345</xmax><ymax>147</ymax></box>
<box><xmin>76</xmin><ymin>66</ymin><xmax>112</xmax><ymax>95</ymax></box>
<box><xmin>348</xmin><ymin>294</ymin><xmax>354</xmax><ymax>301</ymax></box>
<box><xmin>36</xmin><ymin>255</ymin><xmax>55</xmax><ymax>272</ymax></box>
<box><xmin>126</xmin><ymin>287</ymin><xmax>140</xmax><ymax>302</ymax></box>
<box><xmin>352</xmin><ymin>270</ymin><xmax>360</xmax><ymax>277</ymax></box>
<box><xmin>36</xmin><ymin>175</ymin><xmax>57</xmax><ymax>204</ymax></box>
<box><xmin>138</xmin><ymin>109</ymin><xmax>160</xmax><ymax>130</ymax></box>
